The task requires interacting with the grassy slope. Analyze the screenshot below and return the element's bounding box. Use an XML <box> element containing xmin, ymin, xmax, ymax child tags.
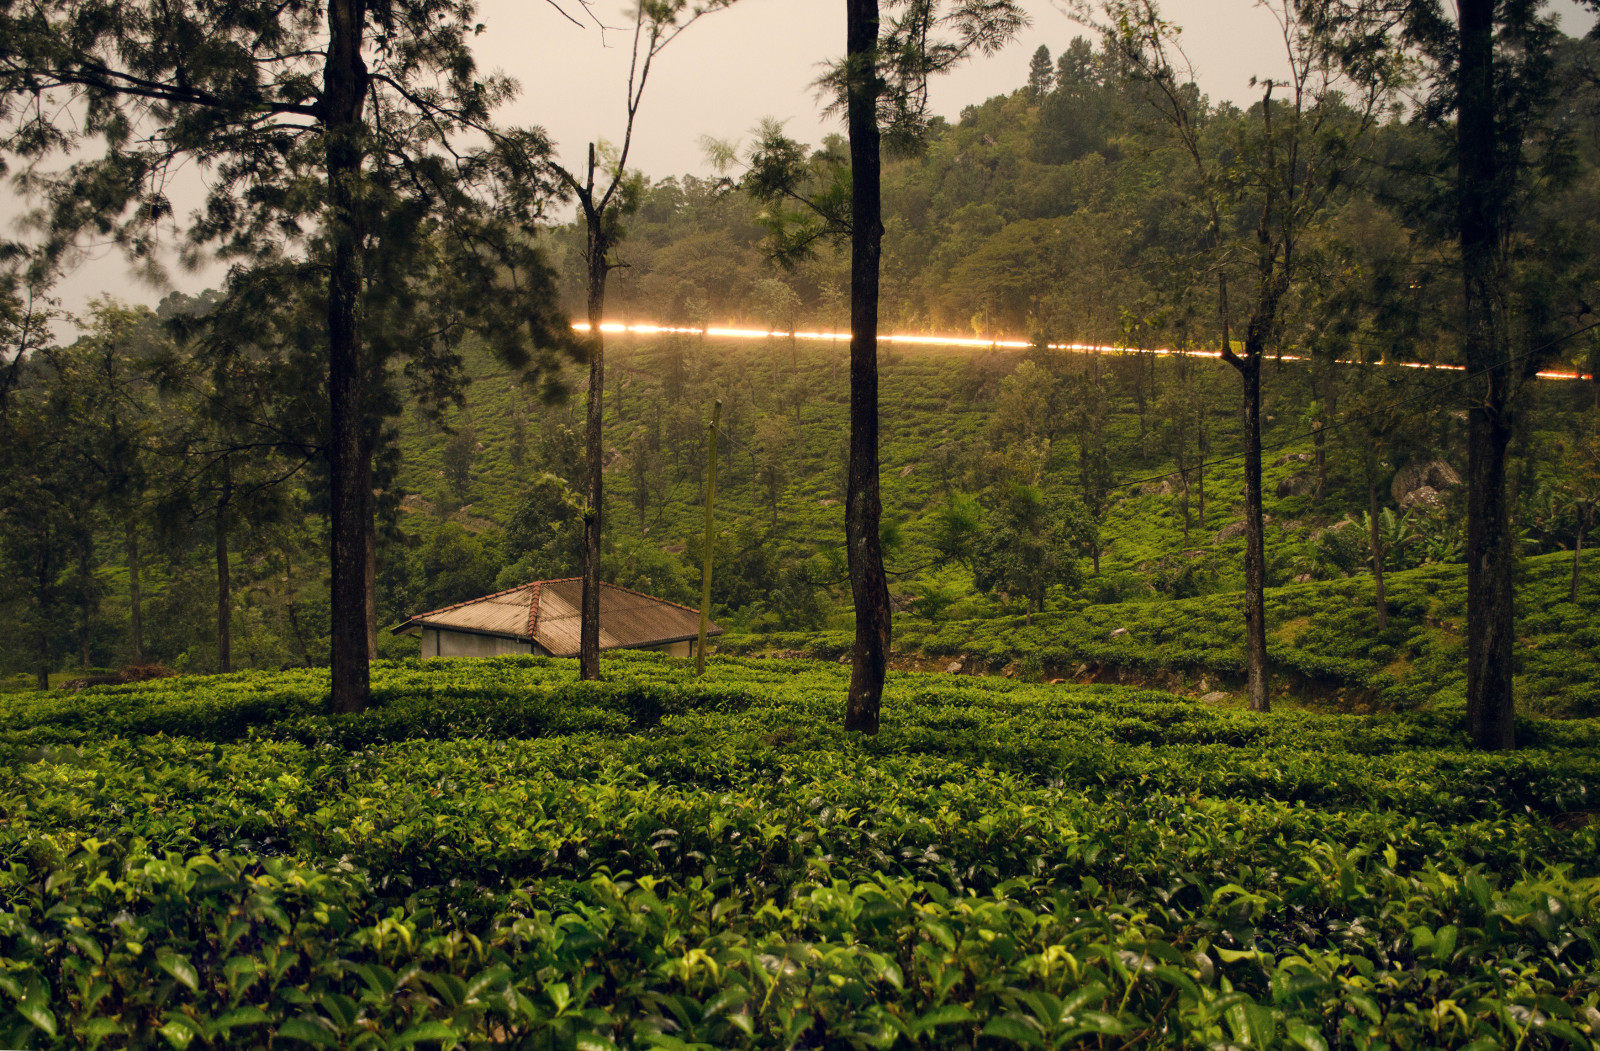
<box><xmin>394</xmin><ymin>339</ymin><xmax>1599</xmax><ymax>714</ymax></box>
<box><xmin>729</xmin><ymin>550</ymin><xmax>1600</xmax><ymax>717</ymax></box>
<box><xmin>394</xmin><ymin>339</ymin><xmax>1286</xmax><ymax>579</ymax></box>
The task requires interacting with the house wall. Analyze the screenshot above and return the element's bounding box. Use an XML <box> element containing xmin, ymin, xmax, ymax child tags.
<box><xmin>415</xmin><ymin>628</ymin><xmax>704</xmax><ymax>660</ymax></box>
<box><xmin>420</xmin><ymin>628</ymin><xmax>535</xmax><ymax>658</ymax></box>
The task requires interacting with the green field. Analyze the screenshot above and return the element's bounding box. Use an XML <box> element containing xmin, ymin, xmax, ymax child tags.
<box><xmin>2</xmin><ymin>655</ymin><xmax>1597</xmax><ymax>1048</ymax></box>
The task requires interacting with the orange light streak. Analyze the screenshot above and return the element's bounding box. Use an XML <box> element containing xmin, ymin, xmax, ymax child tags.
<box><xmin>570</xmin><ymin>322</ymin><xmax>1594</xmax><ymax>382</ymax></box>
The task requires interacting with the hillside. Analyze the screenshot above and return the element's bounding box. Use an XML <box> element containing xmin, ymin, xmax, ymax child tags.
<box><xmin>386</xmin><ymin>337</ymin><xmax>1600</xmax><ymax>714</ymax></box>
<box><xmin>1</xmin><ymin>655</ymin><xmax>1597</xmax><ymax>1046</ymax></box>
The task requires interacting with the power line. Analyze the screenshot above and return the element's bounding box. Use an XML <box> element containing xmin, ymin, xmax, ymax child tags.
<box><xmin>1108</xmin><ymin>319</ymin><xmax>1600</xmax><ymax>496</ymax></box>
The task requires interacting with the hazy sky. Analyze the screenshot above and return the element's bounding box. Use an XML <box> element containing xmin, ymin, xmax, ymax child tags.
<box><xmin>13</xmin><ymin>0</ymin><xmax>1597</xmax><ymax>320</ymax></box>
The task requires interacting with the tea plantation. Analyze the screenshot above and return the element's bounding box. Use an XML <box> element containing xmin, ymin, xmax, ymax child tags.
<box><xmin>2</xmin><ymin>655</ymin><xmax>1598</xmax><ymax>1049</ymax></box>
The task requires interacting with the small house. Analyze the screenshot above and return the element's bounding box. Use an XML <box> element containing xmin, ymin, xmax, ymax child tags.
<box><xmin>393</xmin><ymin>578</ymin><xmax>721</xmax><ymax>659</ymax></box>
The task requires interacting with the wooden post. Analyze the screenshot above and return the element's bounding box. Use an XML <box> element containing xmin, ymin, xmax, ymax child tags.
<box><xmin>696</xmin><ymin>399</ymin><xmax>722</xmax><ymax>676</ymax></box>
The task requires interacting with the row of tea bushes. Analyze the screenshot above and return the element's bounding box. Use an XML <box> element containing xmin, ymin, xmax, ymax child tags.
<box><xmin>0</xmin><ymin>653</ymin><xmax>1596</xmax><ymax>1047</ymax></box>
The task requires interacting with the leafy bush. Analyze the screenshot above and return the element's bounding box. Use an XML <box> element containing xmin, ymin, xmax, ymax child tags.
<box><xmin>1</xmin><ymin>653</ymin><xmax>1597</xmax><ymax>1047</ymax></box>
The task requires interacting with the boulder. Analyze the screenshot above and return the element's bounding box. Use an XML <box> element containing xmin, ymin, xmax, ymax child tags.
<box><xmin>1216</xmin><ymin>520</ymin><xmax>1248</xmax><ymax>544</ymax></box>
<box><xmin>1276</xmin><ymin>472</ymin><xmax>1316</xmax><ymax>499</ymax></box>
<box><xmin>1391</xmin><ymin>459</ymin><xmax>1461</xmax><ymax>504</ymax></box>
<box><xmin>1201</xmin><ymin>691</ymin><xmax>1229</xmax><ymax>703</ymax></box>
<box><xmin>1273</xmin><ymin>452</ymin><xmax>1312</xmax><ymax>467</ymax></box>
<box><xmin>1140</xmin><ymin>479</ymin><xmax>1172</xmax><ymax>497</ymax></box>
<box><xmin>945</xmin><ymin>661</ymin><xmax>964</xmax><ymax>674</ymax></box>
<box><xmin>1110</xmin><ymin>627</ymin><xmax>1130</xmax><ymax>639</ymax></box>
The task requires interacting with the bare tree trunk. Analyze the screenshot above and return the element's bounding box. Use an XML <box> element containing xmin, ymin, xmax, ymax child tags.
<box><xmin>325</xmin><ymin>0</ymin><xmax>371</xmax><ymax>714</ymax></box>
<box><xmin>1313</xmin><ymin>418</ymin><xmax>1327</xmax><ymax>501</ymax></box>
<box><xmin>1571</xmin><ymin>507</ymin><xmax>1586</xmax><ymax>601</ymax></box>
<box><xmin>1313</xmin><ymin>353</ymin><xmax>1332</xmax><ymax>501</ymax></box>
<box><xmin>1369</xmin><ymin>480</ymin><xmax>1387</xmax><ymax>630</ymax></box>
<box><xmin>1459</xmin><ymin>0</ymin><xmax>1515</xmax><ymax>750</ymax></box>
<box><xmin>843</xmin><ymin>0</ymin><xmax>891</xmax><ymax>735</ymax></box>
<box><xmin>365</xmin><ymin>525</ymin><xmax>378</xmax><ymax>660</ymax></box>
<box><xmin>217</xmin><ymin>482</ymin><xmax>231</xmax><ymax>674</ymax></box>
<box><xmin>1179</xmin><ymin>461</ymin><xmax>1191</xmax><ymax>547</ymax></box>
<box><xmin>127</xmin><ymin>519</ymin><xmax>142</xmax><ymax>665</ymax></box>
<box><xmin>580</xmin><ymin>180</ymin><xmax>609</xmax><ymax>682</ymax></box>
<box><xmin>34</xmin><ymin>544</ymin><xmax>52</xmax><ymax>689</ymax></box>
<box><xmin>1239</xmin><ymin>354</ymin><xmax>1269</xmax><ymax>712</ymax></box>
<box><xmin>79</xmin><ymin>550</ymin><xmax>91</xmax><ymax>672</ymax></box>
<box><xmin>1196</xmin><ymin>399</ymin><xmax>1207</xmax><ymax>530</ymax></box>
<box><xmin>1466</xmin><ymin>401</ymin><xmax>1515</xmax><ymax>747</ymax></box>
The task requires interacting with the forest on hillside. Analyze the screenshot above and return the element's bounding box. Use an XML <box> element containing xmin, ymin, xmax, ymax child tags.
<box><xmin>5</xmin><ymin>29</ymin><xmax>1598</xmax><ymax>700</ymax></box>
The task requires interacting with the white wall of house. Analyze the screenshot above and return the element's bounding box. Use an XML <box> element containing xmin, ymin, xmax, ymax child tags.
<box><xmin>415</xmin><ymin>629</ymin><xmax>700</xmax><ymax>659</ymax></box>
<box><xmin>420</xmin><ymin>628</ymin><xmax>537</xmax><ymax>658</ymax></box>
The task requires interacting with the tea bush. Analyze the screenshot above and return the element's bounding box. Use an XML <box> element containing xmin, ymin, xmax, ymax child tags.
<box><xmin>728</xmin><ymin>551</ymin><xmax>1600</xmax><ymax>717</ymax></box>
<box><xmin>1</xmin><ymin>654</ymin><xmax>1597</xmax><ymax>1048</ymax></box>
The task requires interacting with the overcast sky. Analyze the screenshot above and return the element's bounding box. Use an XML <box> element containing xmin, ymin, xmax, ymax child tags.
<box><xmin>13</xmin><ymin>0</ymin><xmax>1597</xmax><ymax>320</ymax></box>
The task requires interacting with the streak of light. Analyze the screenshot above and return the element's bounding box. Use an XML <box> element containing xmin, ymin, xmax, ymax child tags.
<box><xmin>570</xmin><ymin>322</ymin><xmax>1595</xmax><ymax>382</ymax></box>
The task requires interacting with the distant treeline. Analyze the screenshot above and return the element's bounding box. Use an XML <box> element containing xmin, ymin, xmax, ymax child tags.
<box><xmin>549</xmin><ymin>33</ymin><xmax>1600</xmax><ymax>378</ymax></box>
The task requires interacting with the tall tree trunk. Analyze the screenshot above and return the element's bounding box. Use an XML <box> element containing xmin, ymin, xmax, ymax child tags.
<box><xmin>1178</xmin><ymin>459</ymin><xmax>1191</xmax><ymax>548</ymax></box>
<box><xmin>325</xmin><ymin>0</ymin><xmax>371</xmax><ymax>714</ymax></box>
<box><xmin>1242</xmin><ymin>357</ymin><xmax>1268</xmax><ymax>712</ymax></box>
<box><xmin>1573</xmin><ymin>507</ymin><xmax>1587</xmax><ymax>602</ymax></box>
<box><xmin>78</xmin><ymin>534</ymin><xmax>93</xmax><ymax>672</ymax></box>
<box><xmin>1459</xmin><ymin>0</ymin><xmax>1515</xmax><ymax>750</ymax></box>
<box><xmin>34</xmin><ymin>538</ymin><xmax>53</xmax><ymax>689</ymax></box>
<box><xmin>843</xmin><ymin>0</ymin><xmax>890</xmax><ymax>735</ymax></box>
<box><xmin>1236</xmin><ymin>351</ymin><xmax>1269</xmax><ymax>712</ymax></box>
<box><xmin>1369</xmin><ymin>479</ymin><xmax>1387</xmax><ymax>630</ymax></box>
<box><xmin>127</xmin><ymin>519</ymin><xmax>142</xmax><ymax>665</ymax></box>
<box><xmin>580</xmin><ymin>179</ymin><xmax>608</xmax><ymax>682</ymax></box>
<box><xmin>79</xmin><ymin>569</ymin><xmax>91</xmax><ymax>671</ymax></box>
<box><xmin>217</xmin><ymin>474</ymin><xmax>231</xmax><ymax>674</ymax></box>
<box><xmin>1313</xmin><ymin>419</ymin><xmax>1327</xmax><ymax>501</ymax></box>
<box><xmin>365</xmin><ymin>525</ymin><xmax>378</xmax><ymax>660</ymax></box>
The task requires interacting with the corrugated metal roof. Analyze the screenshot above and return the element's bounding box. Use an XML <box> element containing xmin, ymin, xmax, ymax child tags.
<box><xmin>395</xmin><ymin>578</ymin><xmax>721</xmax><ymax>657</ymax></box>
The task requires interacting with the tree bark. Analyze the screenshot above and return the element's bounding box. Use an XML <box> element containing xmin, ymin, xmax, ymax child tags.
<box><xmin>843</xmin><ymin>0</ymin><xmax>890</xmax><ymax>735</ymax></box>
<box><xmin>1369</xmin><ymin>480</ymin><xmax>1387</xmax><ymax>630</ymax></box>
<box><xmin>580</xmin><ymin>168</ymin><xmax>609</xmax><ymax>682</ymax></box>
<box><xmin>127</xmin><ymin>519</ymin><xmax>142</xmax><ymax>665</ymax></box>
<box><xmin>365</xmin><ymin>525</ymin><xmax>378</xmax><ymax>660</ymax></box>
<box><xmin>1238</xmin><ymin>353</ymin><xmax>1269</xmax><ymax>712</ymax></box>
<box><xmin>1571</xmin><ymin>506</ymin><xmax>1586</xmax><ymax>602</ymax></box>
<box><xmin>216</xmin><ymin>473</ymin><xmax>232</xmax><ymax>674</ymax></box>
<box><xmin>325</xmin><ymin>0</ymin><xmax>371</xmax><ymax>713</ymax></box>
<box><xmin>35</xmin><ymin>551</ymin><xmax>50</xmax><ymax>690</ymax></box>
<box><xmin>1313</xmin><ymin>417</ymin><xmax>1327</xmax><ymax>501</ymax></box>
<box><xmin>1459</xmin><ymin>0</ymin><xmax>1515</xmax><ymax>750</ymax></box>
<box><xmin>1196</xmin><ymin>400</ymin><xmax>1207</xmax><ymax>530</ymax></box>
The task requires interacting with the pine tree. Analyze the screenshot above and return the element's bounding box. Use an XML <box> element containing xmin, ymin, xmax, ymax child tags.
<box><xmin>1027</xmin><ymin>45</ymin><xmax>1055</xmax><ymax>99</ymax></box>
